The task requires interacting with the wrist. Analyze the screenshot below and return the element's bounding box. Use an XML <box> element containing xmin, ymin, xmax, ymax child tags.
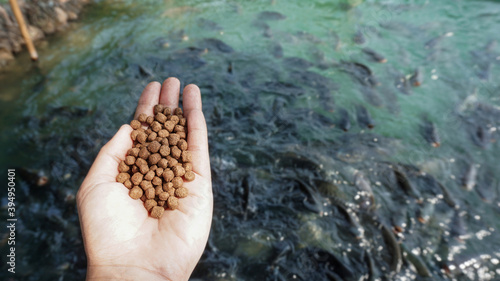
<box><xmin>86</xmin><ymin>264</ymin><xmax>175</xmax><ymax>281</ymax></box>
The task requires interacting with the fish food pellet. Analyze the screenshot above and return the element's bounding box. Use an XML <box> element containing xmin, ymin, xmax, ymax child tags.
<box><xmin>118</xmin><ymin>105</ymin><xmax>195</xmax><ymax>218</ymax></box>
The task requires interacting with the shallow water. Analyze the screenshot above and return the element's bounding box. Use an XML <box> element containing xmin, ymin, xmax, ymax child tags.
<box><xmin>1</xmin><ymin>0</ymin><xmax>500</xmax><ymax>280</ymax></box>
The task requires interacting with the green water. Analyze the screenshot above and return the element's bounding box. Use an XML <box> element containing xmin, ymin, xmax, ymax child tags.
<box><xmin>1</xmin><ymin>0</ymin><xmax>500</xmax><ymax>280</ymax></box>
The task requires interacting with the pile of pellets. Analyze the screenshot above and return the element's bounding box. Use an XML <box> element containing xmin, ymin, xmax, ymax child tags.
<box><xmin>116</xmin><ymin>105</ymin><xmax>195</xmax><ymax>219</ymax></box>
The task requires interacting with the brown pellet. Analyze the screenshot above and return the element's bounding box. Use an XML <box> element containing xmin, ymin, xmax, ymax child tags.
<box><xmin>171</xmin><ymin>146</ymin><xmax>181</xmax><ymax>159</ymax></box>
<box><xmin>136</xmin><ymin>158</ymin><xmax>147</xmax><ymax>167</ymax></box>
<box><xmin>152</xmin><ymin>176</ymin><xmax>162</xmax><ymax>186</ymax></box>
<box><xmin>163</xmin><ymin>107</ymin><xmax>172</xmax><ymax>116</ymax></box>
<box><xmin>146</xmin><ymin>116</ymin><xmax>154</xmax><ymax>125</ymax></box>
<box><xmin>154</xmin><ymin>104</ymin><xmax>164</xmax><ymax>115</ymax></box>
<box><xmin>151</xmin><ymin>206</ymin><xmax>164</xmax><ymax>218</ymax></box>
<box><xmin>155</xmin><ymin>167</ymin><xmax>164</xmax><ymax>177</ymax></box>
<box><xmin>123</xmin><ymin>179</ymin><xmax>133</xmax><ymax>189</ymax></box>
<box><xmin>158</xmin><ymin>129</ymin><xmax>169</xmax><ymax>138</ymax></box>
<box><xmin>131</xmin><ymin>165</ymin><xmax>139</xmax><ymax>174</ymax></box>
<box><xmin>144</xmin><ymin>199</ymin><xmax>157</xmax><ymax>211</ymax></box>
<box><xmin>172</xmin><ymin>166</ymin><xmax>185</xmax><ymax>177</ymax></box>
<box><xmin>167</xmin><ymin>196</ymin><xmax>179</xmax><ymax>210</ymax></box>
<box><xmin>163</xmin><ymin>182</ymin><xmax>174</xmax><ymax>192</ymax></box>
<box><xmin>161</xmin><ymin>138</ymin><xmax>169</xmax><ymax>146</ymax></box>
<box><xmin>116</xmin><ymin>173</ymin><xmax>130</xmax><ymax>183</ymax></box>
<box><xmin>137</xmin><ymin>131</ymin><xmax>147</xmax><ymax>144</ymax></box>
<box><xmin>159</xmin><ymin>192</ymin><xmax>170</xmax><ymax>201</ymax></box>
<box><xmin>139</xmin><ymin>147</ymin><xmax>150</xmax><ymax>159</ymax></box>
<box><xmin>174</xmin><ymin>125</ymin><xmax>185</xmax><ymax>133</ymax></box>
<box><xmin>182</xmin><ymin>151</ymin><xmax>192</xmax><ymax>162</ymax></box>
<box><xmin>164</xmin><ymin>120</ymin><xmax>175</xmax><ymax>132</ymax></box>
<box><xmin>183</xmin><ymin>162</ymin><xmax>193</xmax><ymax>172</ymax></box>
<box><xmin>149</xmin><ymin>153</ymin><xmax>161</xmax><ymax>165</ymax></box>
<box><xmin>125</xmin><ymin>155</ymin><xmax>136</xmax><ymax>165</ymax></box>
<box><xmin>148</xmin><ymin>141</ymin><xmax>161</xmax><ymax>153</ymax></box>
<box><xmin>128</xmin><ymin>147</ymin><xmax>140</xmax><ymax>157</ymax></box>
<box><xmin>144</xmin><ymin>170</ymin><xmax>155</xmax><ymax>181</ymax></box>
<box><xmin>163</xmin><ymin>169</ymin><xmax>174</xmax><ymax>182</ymax></box>
<box><xmin>139</xmin><ymin>165</ymin><xmax>149</xmax><ymax>175</ymax></box>
<box><xmin>145</xmin><ymin>188</ymin><xmax>155</xmax><ymax>199</ymax></box>
<box><xmin>170</xmin><ymin>115</ymin><xmax>180</xmax><ymax>125</ymax></box>
<box><xmin>140</xmin><ymin>194</ymin><xmax>147</xmax><ymax>202</ymax></box>
<box><xmin>146</xmin><ymin>128</ymin><xmax>153</xmax><ymax>135</ymax></box>
<box><xmin>129</xmin><ymin>187</ymin><xmax>143</xmax><ymax>199</ymax></box>
<box><xmin>167</xmin><ymin>157</ymin><xmax>178</xmax><ymax>168</ymax></box>
<box><xmin>140</xmin><ymin>180</ymin><xmax>153</xmax><ymax>191</ymax></box>
<box><xmin>175</xmin><ymin>187</ymin><xmax>188</xmax><ymax>198</ymax></box>
<box><xmin>157</xmin><ymin>158</ymin><xmax>168</xmax><ymax>169</ymax></box>
<box><xmin>118</xmin><ymin>161</ymin><xmax>129</xmax><ymax>173</ymax></box>
<box><xmin>130</xmin><ymin>120</ymin><xmax>141</xmax><ymax>130</ymax></box>
<box><xmin>184</xmin><ymin>171</ymin><xmax>195</xmax><ymax>182</ymax></box>
<box><xmin>169</xmin><ymin>134</ymin><xmax>180</xmax><ymax>146</ymax></box>
<box><xmin>151</xmin><ymin>121</ymin><xmax>162</xmax><ymax>132</ymax></box>
<box><xmin>155</xmin><ymin>185</ymin><xmax>163</xmax><ymax>195</ymax></box>
<box><xmin>157</xmin><ymin>200</ymin><xmax>166</xmax><ymax>207</ymax></box>
<box><xmin>131</xmin><ymin>130</ymin><xmax>139</xmax><ymax>141</ymax></box>
<box><xmin>150</xmin><ymin>165</ymin><xmax>158</xmax><ymax>171</ymax></box>
<box><xmin>172</xmin><ymin>177</ymin><xmax>183</xmax><ymax>188</ymax></box>
<box><xmin>155</xmin><ymin>113</ymin><xmax>167</xmax><ymax>124</ymax></box>
<box><xmin>147</xmin><ymin>131</ymin><xmax>157</xmax><ymax>141</ymax></box>
<box><xmin>138</xmin><ymin>113</ymin><xmax>147</xmax><ymax>123</ymax></box>
<box><xmin>131</xmin><ymin>173</ymin><xmax>143</xmax><ymax>185</ymax></box>
<box><xmin>174</xmin><ymin>107</ymin><xmax>183</xmax><ymax>116</ymax></box>
<box><xmin>177</xmin><ymin>139</ymin><xmax>188</xmax><ymax>151</ymax></box>
<box><xmin>178</xmin><ymin>131</ymin><xmax>186</xmax><ymax>139</ymax></box>
<box><xmin>159</xmin><ymin>145</ymin><xmax>170</xmax><ymax>157</ymax></box>
<box><xmin>179</xmin><ymin>117</ymin><xmax>186</xmax><ymax>126</ymax></box>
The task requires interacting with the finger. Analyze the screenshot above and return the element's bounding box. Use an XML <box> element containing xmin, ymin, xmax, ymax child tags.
<box><xmin>182</xmin><ymin>84</ymin><xmax>202</xmax><ymax>118</ymax></box>
<box><xmin>159</xmin><ymin>77</ymin><xmax>181</xmax><ymax>110</ymax></box>
<box><xmin>134</xmin><ymin>81</ymin><xmax>161</xmax><ymax>119</ymax></box>
<box><xmin>186</xmin><ymin>109</ymin><xmax>211</xmax><ymax>179</ymax></box>
<box><xmin>81</xmin><ymin>125</ymin><xmax>133</xmax><ymax>189</ymax></box>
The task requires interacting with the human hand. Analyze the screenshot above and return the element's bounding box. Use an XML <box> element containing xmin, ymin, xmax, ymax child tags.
<box><xmin>77</xmin><ymin>78</ymin><xmax>212</xmax><ymax>281</ymax></box>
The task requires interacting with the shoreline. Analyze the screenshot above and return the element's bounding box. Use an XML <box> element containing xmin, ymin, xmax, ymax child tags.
<box><xmin>0</xmin><ymin>0</ymin><xmax>90</xmax><ymax>68</ymax></box>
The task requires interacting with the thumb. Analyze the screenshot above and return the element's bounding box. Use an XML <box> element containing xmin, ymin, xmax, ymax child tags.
<box><xmin>81</xmin><ymin>125</ymin><xmax>134</xmax><ymax>190</ymax></box>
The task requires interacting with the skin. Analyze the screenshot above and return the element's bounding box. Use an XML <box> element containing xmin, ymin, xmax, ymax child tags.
<box><xmin>77</xmin><ymin>77</ymin><xmax>213</xmax><ymax>281</ymax></box>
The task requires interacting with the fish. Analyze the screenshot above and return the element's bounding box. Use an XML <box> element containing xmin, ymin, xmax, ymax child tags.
<box><xmin>462</xmin><ymin>164</ymin><xmax>478</xmax><ymax>191</ymax></box>
<box><xmin>394</xmin><ymin>74</ymin><xmax>412</xmax><ymax>95</ymax></box>
<box><xmin>353</xmin><ymin>30</ymin><xmax>365</xmax><ymax>44</ymax></box>
<box><xmin>199</xmin><ymin>38</ymin><xmax>234</xmax><ymax>53</ymax></box>
<box><xmin>400</xmin><ymin>244</ymin><xmax>432</xmax><ymax>277</ymax></box>
<box><xmin>341</xmin><ymin>61</ymin><xmax>379</xmax><ymax>87</ymax></box>
<box><xmin>393</xmin><ymin>167</ymin><xmax>422</xmax><ymax>201</ymax></box>
<box><xmin>356</xmin><ymin>105</ymin><xmax>375</xmax><ymax>129</ymax></box>
<box><xmin>421</xmin><ymin>119</ymin><xmax>441</xmax><ymax>147</ymax></box>
<box><xmin>337</xmin><ymin>108</ymin><xmax>351</xmax><ymax>132</ymax></box>
<box><xmin>197</xmin><ymin>18</ymin><xmax>223</xmax><ymax>31</ymax></box>
<box><xmin>416</xmin><ymin>201</ymin><xmax>435</xmax><ymax>224</ymax></box>
<box><xmin>362</xmin><ymin>48</ymin><xmax>387</xmax><ymax>63</ymax></box>
<box><xmin>354</xmin><ymin>171</ymin><xmax>375</xmax><ymax>211</ymax></box>
<box><xmin>472</xmin><ymin>125</ymin><xmax>492</xmax><ymax>149</ymax></box>
<box><xmin>270</xmin><ymin>42</ymin><xmax>283</xmax><ymax>58</ymax></box>
<box><xmin>409</xmin><ymin>67</ymin><xmax>424</xmax><ymax>86</ymax></box>
<box><xmin>257</xmin><ymin>11</ymin><xmax>286</xmax><ymax>21</ymax></box>
<box><xmin>436</xmin><ymin>181</ymin><xmax>457</xmax><ymax>208</ymax></box>
<box><xmin>309</xmin><ymin>248</ymin><xmax>356</xmax><ymax>279</ymax></box>
<box><xmin>381</xmin><ymin>224</ymin><xmax>402</xmax><ymax>274</ymax></box>
<box><xmin>449</xmin><ymin>210</ymin><xmax>466</xmax><ymax>242</ymax></box>
<box><xmin>424</xmin><ymin>32</ymin><xmax>453</xmax><ymax>49</ymax></box>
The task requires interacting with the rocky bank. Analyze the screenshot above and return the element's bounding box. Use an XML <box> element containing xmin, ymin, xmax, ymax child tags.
<box><xmin>0</xmin><ymin>0</ymin><xmax>90</xmax><ymax>67</ymax></box>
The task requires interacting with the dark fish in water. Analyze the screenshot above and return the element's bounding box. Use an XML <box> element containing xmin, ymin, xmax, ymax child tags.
<box><xmin>258</xmin><ymin>11</ymin><xmax>286</xmax><ymax>21</ymax></box>
<box><xmin>363</xmin><ymin>250</ymin><xmax>379</xmax><ymax>281</ymax></box>
<box><xmin>242</xmin><ymin>175</ymin><xmax>257</xmax><ymax>220</ymax></box>
<box><xmin>436</xmin><ymin>181</ymin><xmax>457</xmax><ymax>208</ymax></box>
<box><xmin>393</xmin><ymin>167</ymin><xmax>422</xmax><ymax>201</ymax></box>
<box><xmin>356</xmin><ymin>105</ymin><xmax>375</xmax><ymax>129</ymax></box>
<box><xmin>462</xmin><ymin>164</ymin><xmax>478</xmax><ymax>191</ymax></box>
<box><xmin>18</xmin><ymin>168</ymin><xmax>49</xmax><ymax>187</ymax></box>
<box><xmin>472</xmin><ymin>125</ymin><xmax>492</xmax><ymax>148</ymax></box>
<box><xmin>450</xmin><ymin>210</ymin><xmax>466</xmax><ymax>241</ymax></box>
<box><xmin>354</xmin><ymin>171</ymin><xmax>375</xmax><ymax>211</ymax></box>
<box><xmin>199</xmin><ymin>38</ymin><xmax>234</xmax><ymax>53</ymax></box>
<box><xmin>197</xmin><ymin>18</ymin><xmax>223</xmax><ymax>31</ymax></box>
<box><xmin>394</xmin><ymin>75</ymin><xmax>412</xmax><ymax>95</ymax></box>
<box><xmin>283</xmin><ymin>57</ymin><xmax>313</xmax><ymax>69</ymax></box>
<box><xmin>360</xmin><ymin>86</ymin><xmax>383</xmax><ymax>107</ymax></box>
<box><xmin>400</xmin><ymin>243</ymin><xmax>432</xmax><ymax>277</ymax></box>
<box><xmin>381</xmin><ymin>224</ymin><xmax>402</xmax><ymax>274</ymax></box>
<box><xmin>475</xmin><ymin>170</ymin><xmax>496</xmax><ymax>203</ymax></box>
<box><xmin>337</xmin><ymin>108</ymin><xmax>351</xmax><ymax>132</ymax></box>
<box><xmin>270</xmin><ymin>42</ymin><xmax>283</xmax><ymax>58</ymax></box>
<box><xmin>409</xmin><ymin>67</ymin><xmax>424</xmax><ymax>86</ymax></box>
<box><xmin>310</xmin><ymin>248</ymin><xmax>355</xmax><ymax>279</ymax></box>
<box><xmin>353</xmin><ymin>30</ymin><xmax>365</xmax><ymax>44</ymax></box>
<box><xmin>424</xmin><ymin>32</ymin><xmax>453</xmax><ymax>49</ymax></box>
<box><xmin>362</xmin><ymin>48</ymin><xmax>387</xmax><ymax>63</ymax></box>
<box><xmin>421</xmin><ymin>119</ymin><xmax>440</xmax><ymax>147</ymax></box>
<box><xmin>341</xmin><ymin>61</ymin><xmax>379</xmax><ymax>87</ymax></box>
<box><xmin>416</xmin><ymin>201</ymin><xmax>434</xmax><ymax>224</ymax></box>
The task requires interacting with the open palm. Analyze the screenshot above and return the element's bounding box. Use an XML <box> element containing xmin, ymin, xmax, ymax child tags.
<box><xmin>77</xmin><ymin>78</ymin><xmax>212</xmax><ymax>281</ymax></box>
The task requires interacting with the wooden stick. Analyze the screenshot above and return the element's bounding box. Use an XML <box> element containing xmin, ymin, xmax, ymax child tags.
<box><xmin>9</xmin><ymin>0</ymin><xmax>38</xmax><ymax>61</ymax></box>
